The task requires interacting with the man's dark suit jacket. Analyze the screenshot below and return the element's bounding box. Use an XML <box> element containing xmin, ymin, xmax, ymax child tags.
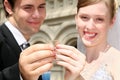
<box><xmin>0</xmin><ymin>23</ymin><xmax>42</xmax><ymax>80</ymax></box>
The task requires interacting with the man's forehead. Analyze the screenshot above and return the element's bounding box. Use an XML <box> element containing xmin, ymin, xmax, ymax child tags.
<box><xmin>15</xmin><ymin>0</ymin><xmax>45</xmax><ymax>6</ymax></box>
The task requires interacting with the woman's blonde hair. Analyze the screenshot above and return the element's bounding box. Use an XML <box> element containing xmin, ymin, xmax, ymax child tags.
<box><xmin>77</xmin><ymin>0</ymin><xmax>118</xmax><ymax>19</ymax></box>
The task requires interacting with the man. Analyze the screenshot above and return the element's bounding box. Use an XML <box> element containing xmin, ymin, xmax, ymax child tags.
<box><xmin>0</xmin><ymin>0</ymin><xmax>55</xmax><ymax>80</ymax></box>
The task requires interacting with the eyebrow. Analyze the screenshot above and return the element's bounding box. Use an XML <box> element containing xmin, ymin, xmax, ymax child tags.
<box><xmin>40</xmin><ymin>3</ymin><xmax>46</xmax><ymax>6</ymax></box>
<box><xmin>79</xmin><ymin>12</ymin><xmax>106</xmax><ymax>16</ymax></box>
<box><xmin>22</xmin><ymin>3</ymin><xmax>46</xmax><ymax>7</ymax></box>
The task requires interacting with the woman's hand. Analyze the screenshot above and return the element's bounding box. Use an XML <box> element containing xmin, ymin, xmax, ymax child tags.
<box><xmin>19</xmin><ymin>44</ymin><xmax>56</xmax><ymax>80</ymax></box>
<box><xmin>55</xmin><ymin>44</ymin><xmax>86</xmax><ymax>80</ymax></box>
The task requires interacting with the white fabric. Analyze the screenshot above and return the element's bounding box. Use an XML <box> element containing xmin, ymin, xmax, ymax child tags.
<box><xmin>91</xmin><ymin>64</ymin><xmax>113</xmax><ymax>80</ymax></box>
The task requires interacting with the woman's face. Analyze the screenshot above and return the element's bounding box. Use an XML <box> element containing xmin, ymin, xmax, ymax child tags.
<box><xmin>75</xmin><ymin>1</ymin><xmax>115</xmax><ymax>47</ymax></box>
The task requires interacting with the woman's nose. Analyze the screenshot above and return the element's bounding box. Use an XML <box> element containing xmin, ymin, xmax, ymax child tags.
<box><xmin>86</xmin><ymin>19</ymin><xmax>96</xmax><ymax>30</ymax></box>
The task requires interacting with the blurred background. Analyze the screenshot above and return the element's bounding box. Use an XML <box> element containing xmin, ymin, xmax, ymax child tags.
<box><xmin>0</xmin><ymin>0</ymin><xmax>120</xmax><ymax>80</ymax></box>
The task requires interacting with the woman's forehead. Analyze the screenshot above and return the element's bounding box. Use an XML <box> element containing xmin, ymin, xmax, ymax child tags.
<box><xmin>78</xmin><ymin>2</ymin><xmax>109</xmax><ymax>15</ymax></box>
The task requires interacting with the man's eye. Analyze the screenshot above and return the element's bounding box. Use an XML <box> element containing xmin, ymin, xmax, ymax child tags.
<box><xmin>24</xmin><ymin>7</ymin><xmax>31</xmax><ymax>10</ymax></box>
<box><xmin>23</xmin><ymin>6</ymin><xmax>33</xmax><ymax>11</ymax></box>
<box><xmin>39</xmin><ymin>5</ymin><xmax>45</xmax><ymax>8</ymax></box>
<box><xmin>38</xmin><ymin>4</ymin><xmax>46</xmax><ymax>9</ymax></box>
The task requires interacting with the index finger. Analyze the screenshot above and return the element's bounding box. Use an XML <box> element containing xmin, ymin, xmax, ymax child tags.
<box><xmin>56</xmin><ymin>44</ymin><xmax>85</xmax><ymax>56</ymax></box>
<box><xmin>22</xmin><ymin>44</ymin><xmax>55</xmax><ymax>56</ymax></box>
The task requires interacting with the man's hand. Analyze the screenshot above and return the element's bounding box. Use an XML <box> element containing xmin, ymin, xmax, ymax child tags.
<box><xmin>19</xmin><ymin>44</ymin><xmax>56</xmax><ymax>80</ymax></box>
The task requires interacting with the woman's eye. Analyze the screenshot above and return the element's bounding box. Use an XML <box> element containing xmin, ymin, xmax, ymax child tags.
<box><xmin>95</xmin><ymin>18</ymin><xmax>104</xmax><ymax>23</ymax></box>
<box><xmin>80</xmin><ymin>16</ymin><xmax>89</xmax><ymax>21</ymax></box>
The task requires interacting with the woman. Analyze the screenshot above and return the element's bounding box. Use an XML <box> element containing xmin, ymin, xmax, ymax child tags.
<box><xmin>55</xmin><ymin>0</ymin><xmax>120</xmax><ymax>80</ymax></box>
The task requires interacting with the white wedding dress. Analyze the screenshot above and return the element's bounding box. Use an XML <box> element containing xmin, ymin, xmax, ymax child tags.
<box><xmin>91</xmin><ymin>64</ymin><xmax>113</xmax><ymax>80</ymax></box>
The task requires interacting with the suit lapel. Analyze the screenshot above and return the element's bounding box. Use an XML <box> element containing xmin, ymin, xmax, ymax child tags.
<box><xmin>0</xmin><ymin>24</ymin><xmax>21</xmax><ymax>58</ymax></box>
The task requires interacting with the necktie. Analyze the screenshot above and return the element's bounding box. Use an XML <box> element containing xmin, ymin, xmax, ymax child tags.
<box><xmin>20</xmin><ymin>42</ymin><xmax>30</xmax><ymax>50</ymax></box>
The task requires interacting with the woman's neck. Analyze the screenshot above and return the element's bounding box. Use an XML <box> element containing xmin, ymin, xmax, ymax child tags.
<box><xmin>85</xmin><ymin>43</ymin><xmax>110</xmax><ymax>63</ymax></box>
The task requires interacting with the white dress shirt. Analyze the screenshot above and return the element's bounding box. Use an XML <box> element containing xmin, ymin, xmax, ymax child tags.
<box><xmin>5</xmin><ymin>21</ymin><xmax>27</xmax><ymax>50</ymax></box>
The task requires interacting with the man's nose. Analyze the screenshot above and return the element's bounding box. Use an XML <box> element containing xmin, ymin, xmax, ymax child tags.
<box><xmin>32</xmin><ymin>10</ymin><xmax>40</xmax><ymax>18</ymax></box>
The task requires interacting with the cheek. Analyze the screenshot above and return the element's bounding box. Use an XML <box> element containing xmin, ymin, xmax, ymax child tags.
<box><xmin>76</xmin><ymin>18</ymin><xmax>86</xmax><ymax>34</ymax></box>
<box><xmin>98</xmin><ymin>26</ymin><xmax>108</xmax><ymax>38</ymax></box>
<box><xmin>19</xmin><ymin>10</ymin><xmax>32</xmax><ymax>19</ymax></box>
<box><xmin>14</xmin><ymin>14</ymin><xmax>29</xmax><ymax>29</ymax></box>
<box><xmin>76</xmin><ymin>21</ymin><xmax>85</xmax><ymax>33</ymax></box>
<box><xmin>77</xmin><ymin>22</ymin><xmax>85</xmax><ymax>31</ymax></box>
<box><xmin>14</xmin><ymin>10</ymin><xmax>29</xmax><ymax>21</ymax></box>
<box><xmin>41</xmin><ymin>10</ymin><xmax>46</xmax><ymax>18</ymax></box>
<box><xmin>77</xmin><ymin>25</ymin><xmax>84</xmax><ymax>37</ymax></box>
<box><xmin>99</xmin><ymin>24</ymin><xmax>109</xmax><ymax>31</ymax></box>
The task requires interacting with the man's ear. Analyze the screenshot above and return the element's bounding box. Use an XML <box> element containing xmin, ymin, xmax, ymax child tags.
<box><xmin>4</xmin><ymin>0</ymin><xmax>13</xmax><ymax>15</ymax></box>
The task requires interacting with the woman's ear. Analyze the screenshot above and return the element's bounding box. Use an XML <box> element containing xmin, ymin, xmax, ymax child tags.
<box><xmin>75</xmin><ymin>14</ymin><xmax>78</xmax><ymax>29</ymax></box>
<box><xmin>75</xmin><ymin>14</ymin><xmax>78</xmax><ymax>23</ymax></box>
<box><xmin>110</xmin><ymin>16</ymin><xmax>116</xmax><ymax>28</ymax></box>
<box><xmin>4</xmin><ymin>0</ymin><xmax>13</xmax><ymax>15</ymax></box>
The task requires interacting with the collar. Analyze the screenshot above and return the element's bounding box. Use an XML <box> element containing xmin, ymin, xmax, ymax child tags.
<box><xmin>5</xmin><ymin>21</ymin><xmax>27</xmax><ymax>46</ymax></box>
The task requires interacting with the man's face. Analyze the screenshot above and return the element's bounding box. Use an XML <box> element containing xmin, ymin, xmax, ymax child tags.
<box><xmin>6</xmin><ymin>0</ymin><xmax>46</xmax><ymax>39</ymax></box>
